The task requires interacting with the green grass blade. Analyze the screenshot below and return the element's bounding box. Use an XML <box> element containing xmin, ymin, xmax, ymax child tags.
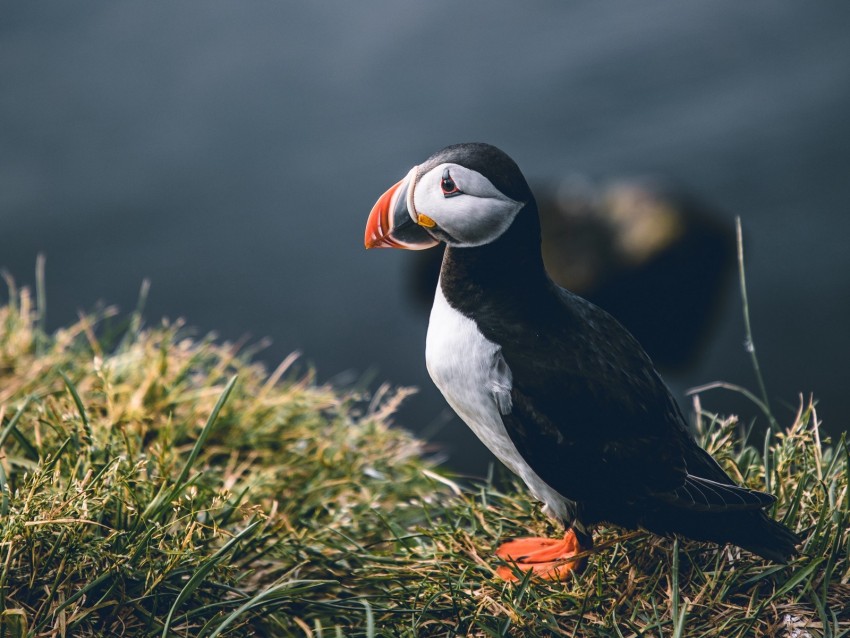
<box><xmin>205</xmin><ymin>580</ymin><xmax>331</xmax><ymax>638</ymax></box>
<box><xmin>671</xmin><ymin>537</ymin><xmax>680</xmax><ymax>624</ymax></box>
<box><xmin>735</xmin><ymin>217</ymin><xmax>778</xmax><ymax>431</ymax></box>
<box><xmin>173</xmin><ymin>375</ymin><xmax>237</xmax><ymax>490</ymax></box>
<box><xmin>0</xmin><ymin>460</ymin><xmax>9</xmax><ymax>517</ymax></box>
<box><xmin>141</xmin><ymin>376</ymin><xmax>237</xmax><ymax>521</ymax></box>
<box><xmin>0</xmin><ymin>397</ymin><xmax>38</xmax><ymax>459</ymax></box>
<box><xmin>161</xmin><ymin>520</ymin><xmax>262</xmax><ymax>637</ymax></box>
<box><xmin>772</xmin><ymin>557</ymin><xmax>825</xmax><ymax>602</ymax></box>
<box><xmin>60</xmin><ymin>371</ymin><xmax>92</xmax><ymax>453</ymax></box>
<box><xmin>35</xmin><ymin>253</ymin><xmax>46</xmax><ymax>356</ymax></box>
<box><xmin>671</xmin><ymin>600</ymin><xmax>689</xmax><ymax>638</ymax></box>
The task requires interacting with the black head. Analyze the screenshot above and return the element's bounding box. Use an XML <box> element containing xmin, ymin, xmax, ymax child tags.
<box><xmin>365</xmin><ymin>142</ymin><xmax>536</xmax><ymax>250</ymax></box>
<box><xmin>416</xmin><ymin>143</ymin><xmax>534</xmax><ymax>204</ymax></box>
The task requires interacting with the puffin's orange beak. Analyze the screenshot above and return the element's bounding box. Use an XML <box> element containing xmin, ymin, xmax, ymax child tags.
<box><xmin>364</xmin><ymin>175</ymin><xmax>439</xmax><ymax>250</ymax></box>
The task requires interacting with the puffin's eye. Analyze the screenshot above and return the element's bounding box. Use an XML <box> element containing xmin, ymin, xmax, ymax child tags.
<box><xmin>441</xmin><ymin>168</ymin><xmax>462</xmax><ymax>198</ymax></box>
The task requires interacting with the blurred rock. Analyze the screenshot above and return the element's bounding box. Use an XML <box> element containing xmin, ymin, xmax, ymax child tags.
<box><xmin>407</xmin><ymin>177</ymin><xmax>736</xmax><ymax>372</ymax></box>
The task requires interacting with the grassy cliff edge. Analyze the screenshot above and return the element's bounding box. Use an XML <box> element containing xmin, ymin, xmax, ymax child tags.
<box><xmin>0</xmin><ymin>284</ymin><xmax>847</xmax><ymax>637</ymax></box>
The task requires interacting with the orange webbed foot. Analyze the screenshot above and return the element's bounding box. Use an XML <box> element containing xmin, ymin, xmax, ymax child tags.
<box><xmin>495</xmin><ymin>529</ymin><xmax>585</xmax><ymax>582</ymax></box>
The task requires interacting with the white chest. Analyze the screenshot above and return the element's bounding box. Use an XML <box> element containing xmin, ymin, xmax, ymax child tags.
<box><xmin>425</xmin><ymin>282</ymin><xmax>571</xmax><ymax>522</ymax></box>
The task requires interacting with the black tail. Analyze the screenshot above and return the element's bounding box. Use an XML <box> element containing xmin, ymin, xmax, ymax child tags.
<box><xmin>727</xmin><ymin>510</ymin><xmax>800</xmax><ymax>563</ymax></box>
<box><xmin>656</xmin><ymin>447</ymin><xmax>801</xmax><ymax>561</ymax></box>
<box><xmin>644</xmin><ymin>507</ymin><xmax>800</xmax><ymax>562</ymax></box>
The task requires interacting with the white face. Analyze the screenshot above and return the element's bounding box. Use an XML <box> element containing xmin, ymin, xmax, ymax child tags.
<box><xmin>410</xmin><ymin>163</ymin><xmax>524</xmax><ymax>247</ymax></box>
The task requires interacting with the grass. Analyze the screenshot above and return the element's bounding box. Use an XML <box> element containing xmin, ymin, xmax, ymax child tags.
<box><xmin>0</xmin><ymin>276</ymin><xmax>847</xmax><ymax>637</ymax></box>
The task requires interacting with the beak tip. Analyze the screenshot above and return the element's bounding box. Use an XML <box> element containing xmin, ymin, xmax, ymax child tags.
<box><xmin>364</xmin><ymin>230</ymin><xmax>381</xmax><ymax>249</ymax></box>
<box><xmin>364</xmin><ymin>173</ymin><xmax>440</xmax><ymax>251</ymax></box>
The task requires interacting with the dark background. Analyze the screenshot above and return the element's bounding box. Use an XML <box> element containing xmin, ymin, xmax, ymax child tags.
<box><xmin>2</xmin><ymin>3</ymin><xmax>849</xmax><ymax>475</ymax></box>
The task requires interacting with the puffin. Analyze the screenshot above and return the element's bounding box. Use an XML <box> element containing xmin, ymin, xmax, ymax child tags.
<box><xmin>363</xmin><ymin>143</ymin><xmax>798</xmax><ymax>581</ymax></box>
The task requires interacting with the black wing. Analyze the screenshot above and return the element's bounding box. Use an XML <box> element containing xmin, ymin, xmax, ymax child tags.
<box><xmin>495</xmin><ymin>287</ymin><xmax>768</xmax><ymax>524</ymax></box>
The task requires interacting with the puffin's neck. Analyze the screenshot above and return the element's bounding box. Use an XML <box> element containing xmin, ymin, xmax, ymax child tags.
<box><xmin>439</xmin><ymin>200</ymin><xmax>552</xmax><ymax>323</ymax></box>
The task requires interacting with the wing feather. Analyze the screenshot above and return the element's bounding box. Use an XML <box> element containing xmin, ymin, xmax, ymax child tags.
<box><xmin>656</xmin><ymin>475</ymin><xmax>776</xmax><ymax>512</ymax></box>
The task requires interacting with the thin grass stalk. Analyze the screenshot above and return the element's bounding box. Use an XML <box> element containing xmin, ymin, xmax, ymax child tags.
<box><xmin>34</xmin><ymin>253</ymin><xmax>46</xmax><ymax>357</ymax></box>
<box><xmin>735</xmin><ymin>217</ymin><xmax>778</xmax><ymax>432</ymax></box>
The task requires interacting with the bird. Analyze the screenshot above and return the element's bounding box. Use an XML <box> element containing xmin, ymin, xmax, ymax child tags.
<box><xmin>363</xmin><ymin>142</ymin><xmax>799</xmax><ymax>581</ymax></box>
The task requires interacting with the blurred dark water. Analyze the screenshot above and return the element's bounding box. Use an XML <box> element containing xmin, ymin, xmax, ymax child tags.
<box><xmin>2</xmin><ymin>2</ymin><xmax>849</xmax><ymax>475</ymax></box>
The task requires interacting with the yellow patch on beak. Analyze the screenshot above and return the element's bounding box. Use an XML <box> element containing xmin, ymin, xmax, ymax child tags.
<box><xmin>417</xmin><ymin>214</ymin><xmax>437</xmax><ymax>228</ymax></box>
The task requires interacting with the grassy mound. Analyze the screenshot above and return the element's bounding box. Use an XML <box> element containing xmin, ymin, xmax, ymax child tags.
<box><xmin>0</xmin><ymin>282</ymin><xmax>847</xmax><ymax>637</ymax></box>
